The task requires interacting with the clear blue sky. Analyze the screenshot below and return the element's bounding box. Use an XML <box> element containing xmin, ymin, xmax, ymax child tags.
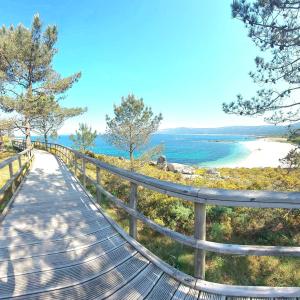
<box><xmin>1</xmin><ymin>0</ymin><xmax>265</xmax><ymax>133</ymax></box>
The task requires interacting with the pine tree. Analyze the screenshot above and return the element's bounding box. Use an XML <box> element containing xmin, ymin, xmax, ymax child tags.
<box><xmin>32</xmin><ymin>96</ymin><xmax>86</xmax><ymax>146</ymax></box>
<box><xmin>70</xmin><ymin>123</ymin><xmax>97</xmax><ymax>153</ymax></box>
<box><xmin>223</xmin><ymin>1</ymin><xmax>300</xmax><ymax>124</ymax></box>
<box><xmin>0</xmin><ymin>14</ymin><xmax>81</xmax><ymax>148</ymax></box>
<box><xmin>105</xmin><ymin>94</ymin><xmax>162</xmax><ymax>170</ymax></box>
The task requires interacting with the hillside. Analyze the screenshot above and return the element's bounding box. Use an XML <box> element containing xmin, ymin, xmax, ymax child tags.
<box><xmin>160</xmin><ymin>123</ymin><xmax>300</xmax><ymax>136</ymax></box>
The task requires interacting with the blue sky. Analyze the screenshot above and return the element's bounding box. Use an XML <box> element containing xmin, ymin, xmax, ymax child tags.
<box><xmin>1</xmin><ymin>0</ymin><xmax>266</xmax><ymax>133</ymax></box>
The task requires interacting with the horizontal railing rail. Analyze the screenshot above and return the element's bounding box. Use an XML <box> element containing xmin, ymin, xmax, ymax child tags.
<box><xmin>30</xmin><ymin>140</ymin><xmax>300</xmax><ymax>297</ymax></box>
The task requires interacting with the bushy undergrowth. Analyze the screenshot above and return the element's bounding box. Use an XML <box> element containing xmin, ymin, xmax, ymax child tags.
<box><xmin>76</xmin><ymin>152</ymin><xmax>300</xmax><ymax>286</ymax></box>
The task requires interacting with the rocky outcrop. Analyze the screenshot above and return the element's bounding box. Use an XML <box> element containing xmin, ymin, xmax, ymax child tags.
<box><xmin>167</xmin><ymin>163</ymin><xmax>195</xmax><ymax>175</ymax></box>
<box><xmin>154</xmin><ymin>156</ymin><xmax>196</xmax><ymax>175</ymax></box>
<box><xmin>156</xmin><ymin>155</ymin><xmax>168</xmax><ymax>170</ymax></box>
<box><xmin>206</xmin><ymin>168</ymin><xmax>221</xmax><ymax>177</ymax></box>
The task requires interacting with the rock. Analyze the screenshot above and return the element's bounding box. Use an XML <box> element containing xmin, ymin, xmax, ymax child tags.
<box><xmin>206</xmin><ymin>168</ymin><xmax>221</xmax><ymax>177</ymax></box>
<box><xmin>182</xmin><ymin>174</ymin><xmax>202</xmax><ymax>180</ymax></box>
<box><xmin>118</xmin><ymin>156</ymin><xmax>125</xmax><ymax>161</ymax></box>
<box><xmin>157</xmin><ymin>155</ymin><xmax>167</xmax><ymax>170</ymax></box>
<box><xmin>149</xmin><ymin>160</ymin><xmax>156</xmax><ymax>166</ymax></box>
<box><xmin>167</xmin><ymin>163</ymin><xmax>195</xmax><ymax>175</ymax></box>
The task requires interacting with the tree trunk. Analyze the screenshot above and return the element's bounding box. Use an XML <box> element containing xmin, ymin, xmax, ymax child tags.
<box><xmin>25</xmin><ymin>84</ymin><xmax>32</xmax><ymax>149</ymax></box>
<box><xmin>129</xmin><ymin>147</ymin><xmax>134</xmax><ymax>171</ymax></box>
<box><xmin>44</xmin><ymin>133</ymin><xmax>48</xmax><ymax>150</ymax></box>
<box><xmin>25</xmin><ymin>118</ymin><xmax>31</xmax><ymax>149</ymax></box>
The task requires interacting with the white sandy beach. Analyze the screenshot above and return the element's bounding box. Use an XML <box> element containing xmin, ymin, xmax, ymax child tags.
<box><xmin>219</xmin><ymin>138</ymin><xmax>296</xmax><ymax>168</ymax></box>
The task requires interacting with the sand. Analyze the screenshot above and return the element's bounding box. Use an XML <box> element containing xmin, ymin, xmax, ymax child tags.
<box><xmin>220</xmin><ymin>138</ymin><xmax>296</xmax><ymax>168</ymax></box>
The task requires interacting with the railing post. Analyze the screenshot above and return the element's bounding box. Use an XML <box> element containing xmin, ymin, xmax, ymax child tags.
<box><xmin>194</xmin><ymin>202</ymin><xmax>206</xmax><ymax>279</ymax></box>
<box><xmin>66</xmin><ymin>148</ymin><xmax>69</xmax><ymax>165</ymax></box>
<box><xmin>129</xmin><ymin>182</ymin><xmax>138</xmax><ymax>239</ymax></box>
<box><xmin>9</xmin><ymin>162</ymin><xmax>15</xmax><ymax>193</ymax></box>
<box><xmin>96</xmin><ymin>166</ymin><xmax>102</xmax><ymax>204</ymax></box>
<box><xmin>74</xmin><ymin>154</ymin><xmax>77</xmax><ymax>176</ymax></box>
<box><xmin>82</xmin><ymin>158</ymin><xmax>86</xmax><ymax>188</ymax></box>
<box><xmin>18</xmin><ymin>156</ymin><xmax>22</xmax><ymax>169</ymax></box>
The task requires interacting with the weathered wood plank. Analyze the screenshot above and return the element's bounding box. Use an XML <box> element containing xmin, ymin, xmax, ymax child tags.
<box><xmin>146</xmin><ymin>273</ymin><xmax>179</xmax><ymax>300</ymax></box>
<box><xmin>106</xmin><ymin>263</ymin><xmax>162</xmax><ymax>300</ymax></box>
<box><xmin>194</xmin><ymin>202</ymin><xmax>206</xmax><ymax>279</ymax></box>
<box><xmin>129</xmin><ymin>182</ymin><xmax>138</xmax><ymax>239</ymax></box>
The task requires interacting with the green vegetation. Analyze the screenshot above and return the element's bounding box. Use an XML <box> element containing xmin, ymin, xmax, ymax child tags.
<box><xmin>105</xmin><ymin>94</ymin><xmax>163</xmax><ymax>170</ymax></box>
<box><xmin>68</xmin><ymin>152</ymin><xmax>300</xmax><ymax>287</ymax></box>
<box><xmin>70</xmin><ymin>123</ymin><xmax>97</xmax><ymax>152</ymax></box>
<box><xmin>289</xmin><ymin>129</ymin><xmax>300</xmax><ymax>146</ymax></box>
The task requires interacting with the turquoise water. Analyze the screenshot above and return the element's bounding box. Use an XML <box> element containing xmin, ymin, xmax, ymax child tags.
<box><xmin>45</xmin><ymin>134</ymin><xmax>254</xmax><ymax>167</ymax></box>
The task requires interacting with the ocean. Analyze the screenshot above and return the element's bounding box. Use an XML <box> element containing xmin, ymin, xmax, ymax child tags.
<box><xmin>45</xmin><ymin>134</ymin><xmax>254</xmax><ymax>167</ymax></box>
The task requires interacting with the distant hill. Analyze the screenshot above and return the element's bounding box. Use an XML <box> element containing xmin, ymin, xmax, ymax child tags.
<box><xmin>159</xmin><ymin>123</ymin><xmax>300</xmax><ymax>136</ymax></box>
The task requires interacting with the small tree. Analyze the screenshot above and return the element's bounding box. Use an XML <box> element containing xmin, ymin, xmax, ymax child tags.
<box><xmin>0</xmin><ymin>14</ymin><xmax>81</xmax><ymax>148</ymax></box>
<box><xmin>280</xmin><ymin>147</ymin><xmax>300</xmax><ymax>170</ymax></box>
<box><xmin>105</xmin><ymin>94</ymin><xmax>163</xmax><ymax>170</ymax></box>
<box><xmin>223</xmin><ymin>1</ymin><xmax>300</xmax><ymax>124</ymax></box>
<box><xmin>70</xmin><ymin>123</ymin><xmax>97</xmax><ymax>153</ymax></box>
<box><xmin>32</xmin><ymin>95</ymin><xmax>86</xmax><ymax>146</ymax></box>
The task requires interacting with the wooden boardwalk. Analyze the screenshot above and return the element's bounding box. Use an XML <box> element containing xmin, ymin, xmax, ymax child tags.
<box><xmin>0</xmin><ymin>150</ymin><xmax>212</xmax><ymax>299</ymax></box>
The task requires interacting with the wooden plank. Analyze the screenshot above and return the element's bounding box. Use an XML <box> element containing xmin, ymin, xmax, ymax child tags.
<box><xmin>0</xmin><ymin>245</ymin><xmax>138</xmax><ymax>298</ymax></box>
<box><xmin>0</xmin><ymin>237</ymin><xmax>126</xmax><ymax>277</ymax></box>
<box><xmin>195</xmin><ymin>279</ymin><xmax>300</xmax><ymax>298</ymax></box>
<box><xmin>0</xmin><ymin>227</ymin><xmax>116</xmax><ymax>261</ymax></box>
<box><xmin>185</xmin><ymin>288</ymin><xmax>199</xmax><ymax>300</ymax></box>
<box><xmin>18</xmin><ymin>156</ymin><xmax>22</xmax><ymax>168</ymax></box>
<box><xmin>146</xmin><ymin>273</ymin><xmax>179</xmax><ymax>300</ymax></box>
<box><xmin>172</xmin><ymin>284</ymin><xmax>191</xmax><ymax>299</ymax></box>
<box><xmin>129</xmin><ymin>182</ymin><xmax>138</xmax><ymax>239</ymax></box>
<box><xmin>74</xmin><ymin>154</ymin><xmax>78</xmax><ymax>176</ymax></box>
<box><xmin>96</xmin><ymin>166</ymin><xmax>102</xmax><ymax>204</ymax></box>
<box><xmin>82</xmin><ymin>158</ymin><xmax>86</xmax><ymax>188</ymax></box>
<box><xmin>194</xmin><ymin>202</ymin><xmax>206</xmax><ymax>279</ymax></box>
<box><xmin>106</xmin><ymin>263</ymin><xmax>162</xmax><ymax>300</ymax></box>
<box><xmin>198</xmin><ymin>290</ymin><xmax>225</xmax><ymax>299</ymax></box>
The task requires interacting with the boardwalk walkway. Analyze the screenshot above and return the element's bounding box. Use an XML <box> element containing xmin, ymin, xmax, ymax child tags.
<box><xmin>0</xmin><ymin>150</ymin><xmax>209</xmax><ymax>299</ymax></box>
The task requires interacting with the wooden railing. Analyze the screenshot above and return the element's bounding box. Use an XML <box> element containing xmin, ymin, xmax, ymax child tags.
<box><xmin>31</xmin><ymin>140</ymin><xmax>300</xmax><ymax>297</ymax></box>
<box><xmin>0</xmin><ymin>141</ymin><xmax>33</xmax><ymax>215</ymax></box>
